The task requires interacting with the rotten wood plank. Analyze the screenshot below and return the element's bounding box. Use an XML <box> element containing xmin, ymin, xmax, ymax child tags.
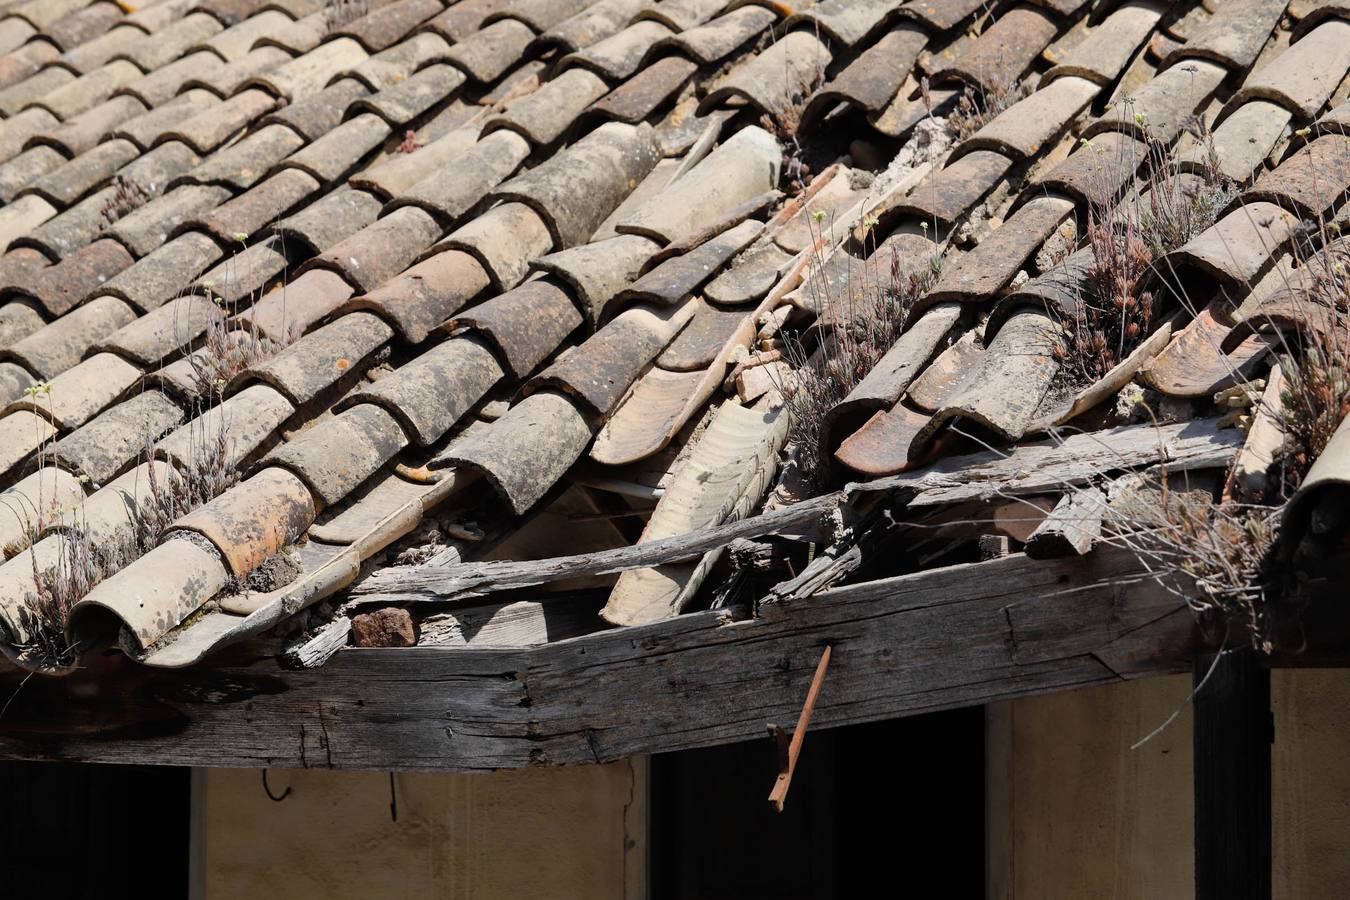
<box><xmin>0</xmin><ymin>547</ymin><xmax>1199</xmax><ymax>771</ymax></box>
<box><xmin>355</xmin><ymin>418</ymin><xmax>1242</xmax><ymax>605</ymax></box>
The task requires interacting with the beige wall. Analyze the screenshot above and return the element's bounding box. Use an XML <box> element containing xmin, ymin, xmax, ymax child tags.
<box><xmin>989</xmin><ymin>671</ymin><xmax>1350</xmax><ymax>899</ymax></box>
<box><xmin>200</xmin><ymin>757</ymin><xmax>647</xmax><ymax>900</ymax></box>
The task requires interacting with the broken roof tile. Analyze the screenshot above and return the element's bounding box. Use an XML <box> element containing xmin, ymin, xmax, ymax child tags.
<box><xmin>617</xmin><ymin>124</ymin><xmax>781</xmax><ymax>245</ymax></box>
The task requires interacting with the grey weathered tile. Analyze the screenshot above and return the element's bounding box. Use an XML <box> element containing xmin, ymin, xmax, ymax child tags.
<box><xmin>346</xmin><ymin>335</ymin><xmax>503</xmax><ymax>445</ymax></box>
<box><xmin>437</xmin><ymin>201</ymin><xmax>554</xmax><ymax>290</ymax></box>
<box><xmin>343</xmin><ymin>248</ymin><xmax>490</xmax><ymax>343</ymax></box>
<box><xmin>700</xmin><ymin>29</ymin><xmax>829</xmax><ymax>126</ymax></box>
<box><xmin>562</xmin><ymin>20</ymin><xmax>673</xmax><ymax>81</ymax></box>
<box><xmin>390</xmin><ymin>129</ymin><xmax>530</xmax><ymax>225</ymax></box>
<box><xmin>96</xmin><ymin>231</ymin><xmax>225</xmax><ymax>313</ymax></box>
<box><xmin>495</xmin><ymin>121</ymin><xmax>660</xmax><ymax>249</ymax></box>
<box><xmin>432</xmin><ymin>389</ymin><xmax>592</xmax><ymax>515</ymax></box>
<box><xmin>244</xmin><ymin>311</ymin><xmax>393</xmax><ymax>405</ymax></box>
<box><xmin>304</xmin><ymin>206</ymin><xmax>443</xmax><ymax>291</ymax></box>
<box><xmin>352</xmin><ymin>63</ymin><xmax>467</xmax><ymax>125</ymax></box>
<box><xmin>283</xmin><ymin>113</ymin><xmax>392</xmax><ymax>186</ymax></box>
<box><xmin>16</xmin><ymin>239</ymin><xmax>134</xmax><ymax>317</ymax></box>
<box><xmin>53</xmin><ymin>390</ymin><xmax>185</xmax><ymax>486</ymax></box>
<box><xmin>533</xmin><ymin>233</ymin><xmax>661</xmax><ymax>322</ymax></box>
<box><xmin>273</xmin><ymin>186</ymin><xmax>384</xmax><ymax>254</ymax></box>
<box><xmin>449</xmin><ymin>278</ymin><xmax>584</xmax><ymax>379</ymax></box>
<box><xmin>488</xmin><ymin>67</ymin><xmax>609</xmax><ymax>145</ymax></box>
<box><xmin>109</xmin><ymin>185</ymin><xmax>232</xmax><ymax>258</ymax></box>
<box><xmin>266</xmin><ymin>403</ymin><xmax>408</xmax><ymax>506</ymax></box>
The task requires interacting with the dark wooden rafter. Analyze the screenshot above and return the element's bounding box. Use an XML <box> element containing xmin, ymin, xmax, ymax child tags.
<box><xmin>0</xmin><ymin>548</ymin><xmax>1198</xmax><ymax>770</ymax></box>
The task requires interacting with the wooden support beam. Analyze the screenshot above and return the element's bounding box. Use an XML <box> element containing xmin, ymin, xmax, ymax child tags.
<box><xmin>0</xmin><ymin>548</ymin><xmax>1200</xmax><ymax>770</ymax></box>
<box><xmin>1194</xmin><ymin>649</ymin><xmax>1272</xmax><ymax>900</ymax></box>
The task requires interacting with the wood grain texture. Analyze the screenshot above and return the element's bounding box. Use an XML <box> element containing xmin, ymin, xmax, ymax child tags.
<box><xmin>0</xmin><ymin>547</ymin><xmax>1199</xmax><ymax>770</ymax></box>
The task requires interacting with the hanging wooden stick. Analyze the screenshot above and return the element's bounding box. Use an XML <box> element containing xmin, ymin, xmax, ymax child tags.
<box><xmin>768</xmin><ymin>645</ymin><xmax>832</xmax><ymax>813</ymax></box>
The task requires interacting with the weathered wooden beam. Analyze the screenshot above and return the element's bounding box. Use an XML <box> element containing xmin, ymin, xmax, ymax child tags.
<box><xmin>1194</xmin><ymin>649</ymin><xmax>1272</xmax><ymax>900</ymax></box>
<box><xmin>0</xmin><ymin>547</ymin><xmax>1200</xmax><ymax>771</ymax></box>
<box><xmin>354</xmin><ymin>418</ymin><xmax>1242</xmax><ymax>607</ymax></box>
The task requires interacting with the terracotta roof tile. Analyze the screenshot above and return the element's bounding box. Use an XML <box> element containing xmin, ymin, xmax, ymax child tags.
<box><xmin>0</xmin><ymin>0</ymin><xmax>1347</xmax><ymax>683</ymax></box>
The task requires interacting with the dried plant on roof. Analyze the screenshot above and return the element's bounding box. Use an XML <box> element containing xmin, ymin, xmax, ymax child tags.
<box><xmin>324</xmin><ymin>0</ymin><xmax>370</xmax><ymax>31</ymax></box>
<box><xmin>1054</xmin><ymin>123</ymin><xmax>1236</xmax><ymax>386</ymax></box>
<box><xmin>946</xmin><ymin>80</ymin><xmax>1032</xmax><ymax>143</ymax></box>
<box><xmin>1271</xmin><ymin>247</ymin><xmax>1350</xmax><ymax>495</ymax></box>
<box><xmin>189</xmin><ymin>305</ymin><xmax>287</xmax><ymax>402</ymax></box>
<box><xmin>778</xmin><ymin>227</ymin><xmax>940</xmax><ymax>489</ymax></box>
<box><xmin>1101</xmin><ymin>475</ymin><xmax>1282</xmax><ymax>652</ymax></box>
<box><xmin>98</xmin><ymin>175</ymin><xmax>148</xmax><ymax>229</ymax></box>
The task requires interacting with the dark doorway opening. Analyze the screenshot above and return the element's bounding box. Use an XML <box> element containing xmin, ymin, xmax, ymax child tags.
<box><xmin>0</xmin><ymin>760</ymin><xmax>190</xmax><ymax>899</ymax></box>
<box><xmin>651</xmin><ymin>706</ymin><xmax>985</xmax><ymax>899</ymax></box>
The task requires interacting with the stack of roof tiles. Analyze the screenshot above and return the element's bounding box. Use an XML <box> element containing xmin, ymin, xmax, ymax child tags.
<box><xmin>0</xmin><ymin>0</ymin><xmax>1345</xmax><ymax>675</ymax></box>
